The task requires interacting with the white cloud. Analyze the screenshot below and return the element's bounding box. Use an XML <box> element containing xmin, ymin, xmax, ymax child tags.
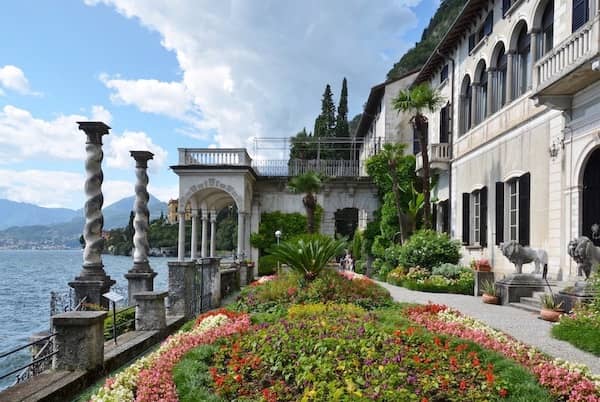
<box><xmin>148</xmin><ymin>184</ymin><xmax>178</xmax><ymax>203</ymax></box>
<box><xmin>89</xmin><ymin>0</ymin><xmax>420</xmax><ymax>147</ymax></box>
<box><xmin>105</xmin><ymin>130</ymin><xmax>168</xmax><ymax>171</ymax></box>
<box><xmin>0</xmin><ymin>65</ymin><xmax>38</xmax><ymax>95</ymax></box>
<box><xmin>0</xmin><ymin>105</ymin><xmax>88</xmax><ymax>162</ymax></box>
<box><xmin>0</xmin><ymin>169</ymin><xmax>84</xmax><ymax>208</ymax></box>
<box><xmin>100</xmin><ymin>74</ymin><xmax>193</xmax><ymax>121</ymax></box>
<box><xmin>0</xmin><ymin>105</ymin><xmax>169</xmax><ymax>170</ymax></box>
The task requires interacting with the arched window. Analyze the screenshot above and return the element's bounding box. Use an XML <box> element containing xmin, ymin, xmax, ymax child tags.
<box><xmin>475</xmin><ymin>65</ymin><xmax>487</xmax><ymax>124</ymax></box>
<box><xmin>460</xmin><ymin>76</ymin><xmax>472</xmax><ymax>135</ymax></box>
<box><xmin>536</xmin><ymin>1</ymin><xmax>554</xmax><ymax>59</ymax></box>
<box><xmin>512</xmin><ymin>25</ymin><xmax>531</xmax><ymax>99</ymax></box>
<box><xmin>492</xmin><ymin>46</ymin><xmax>507</xmax><ymax>113</ymax></box>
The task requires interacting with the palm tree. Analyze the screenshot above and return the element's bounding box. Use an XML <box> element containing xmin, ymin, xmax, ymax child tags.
<box><xmin>269</xmin><ymin>234</ymin><xmax>345</xmax><ymax>281</ymax></box>
<box><xmin>393</xmin><ymin>83</ymin><xmax>444</xmax><ymax>229</ymax></box>
<box><xmin>288</xmin><ymin>171</ymin><xmax>323</xmax><ymax>233</ymax></box>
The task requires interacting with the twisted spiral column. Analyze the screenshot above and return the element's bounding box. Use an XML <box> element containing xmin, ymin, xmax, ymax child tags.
<box><xmin>69</xmin><ymin>121</ymin><xmax>114</xmax><ymax>308</ymax></box>
<box><xmin>131</xmin><ymin>151</ymin><xmax>154</xmax><ymax>266</ymax></box>
<box><xmin>126</xmin><ymin>151</ymin><xmax>156</xmax><ymax>305</ymax></box>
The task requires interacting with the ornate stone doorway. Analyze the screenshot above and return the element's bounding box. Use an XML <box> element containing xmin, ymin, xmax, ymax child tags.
<box><xmin>334</xmin><ymin>208</ymin><xmax>359</xmax><ymax>240</ymax></box>
<box><xmin>582</xmin><ymin>148</ymin><xmax>600</xmax><ymax>246</ymax></box>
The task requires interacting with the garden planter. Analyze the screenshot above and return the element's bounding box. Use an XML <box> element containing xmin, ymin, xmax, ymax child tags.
<box><xmin>475</xmin><ymin>265</ymin><xmax>492</xmax><ymax>272</ymax></box>
<box><xmin>482</xmin><ymin>293</ymin><xmax>499</xmax><ymax>305</ymax></box>
<box><xmin>540</xmin><ymin>308</ymin><xmax>563</xmax><ymax>322</ymax></box>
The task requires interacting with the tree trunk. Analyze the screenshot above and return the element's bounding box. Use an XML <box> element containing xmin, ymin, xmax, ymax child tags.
<box><xmin>389</xmin><ymin>159</ymin><xmax>405</xmax><ymax>244</ymax></box>
<box><xmin>303</xmin><ymin>193</ymin><xmax>317</xmax><ymax>233</ymax></box>
<box><xmin>416</xmin><ymin>114</ymin><xmax>432</xmax><ymax>229</ymax></box>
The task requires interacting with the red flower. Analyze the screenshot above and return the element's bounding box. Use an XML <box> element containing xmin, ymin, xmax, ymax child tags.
<box><xmin>499</xmin><ymin>388</ymin><xmax>508</xmax><ymax>397</ymax></box>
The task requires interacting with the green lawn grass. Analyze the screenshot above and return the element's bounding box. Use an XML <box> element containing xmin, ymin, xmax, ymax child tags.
<box><xmin>552</xmin><ymin>317</ymin><xmax>600</xmax><ymax>356</ymax></box>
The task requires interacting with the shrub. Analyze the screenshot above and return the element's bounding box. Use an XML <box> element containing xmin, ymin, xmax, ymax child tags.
<box><xmin>103</xmin><ymin>306</ymin><xmax>136</xmax><ymax>340</ymax></box>
<box><xmin>258</xmin><ymin>255</ymin><xmax>279</xmax><ymax>275</ymax></box>
<box><xmin>351</xmin><ymin>229</ymin><xmax>363</xmax><ymax>261</ymax></box>
<box><xmin>432</xmin><ymin>263</ymin><xmax>472</xmax><ymax>279</ymax></box>
<box><xmin>249</xmin><ymin>211</ymin><xmax>307</xmax><ymax>254</ymax></box>
<box><xmin>386</xmin><ymin>266</ymin><xmax>406</xmax><ymax>285</ymax></box>
<box><xmin>398</xmin><ymin>230</ymin><xmax>461</xmax><ymax>270</ymax></box>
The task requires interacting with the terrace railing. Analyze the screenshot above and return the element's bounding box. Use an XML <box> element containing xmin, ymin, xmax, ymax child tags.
<box><xmin>178</xmin><ymin>148</ymin><xmax>252</xmax><ymax>166</ymax></box>
<box><xmin>251</xmin><ymin>159</ymin><xmax>362</xmax><ymax>177</ymax></box>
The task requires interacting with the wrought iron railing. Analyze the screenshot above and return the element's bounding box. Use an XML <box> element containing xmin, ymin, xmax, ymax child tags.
<box><xmin>0</xmin><ymin>332</ymin><xmax>58</xmax><ymax>383</ymax></box>
<box><xmin>104</xmin><ymin>305</ymin><xmax>137</xmax><ymax>344</ymax></box>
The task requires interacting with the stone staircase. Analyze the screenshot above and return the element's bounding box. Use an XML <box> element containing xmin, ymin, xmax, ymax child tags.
<box><xmin>508</xmin><ymin>280</ymin><xmax>577</xmax><ymax>314</ymax></box>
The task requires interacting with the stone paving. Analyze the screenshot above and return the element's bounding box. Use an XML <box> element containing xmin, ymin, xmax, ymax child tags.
<box><xmin>376</xmin><ymin>281</ymin><xmax>600</xmax><ymax>376</ymax></box>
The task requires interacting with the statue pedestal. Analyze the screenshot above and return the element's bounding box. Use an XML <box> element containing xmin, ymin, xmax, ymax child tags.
<box><xmin>496</xmin><ymin>274</ymin><xmax>544</xmax><ymax>305</ymax></box>
<box><xmin>558</xmin><ymin>281</ymin><xmax>599</xmax><ymax>312</ymax></box>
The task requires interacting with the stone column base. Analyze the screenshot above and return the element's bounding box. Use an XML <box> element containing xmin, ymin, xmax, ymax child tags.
<box><xmin>125</xmin><ymin>269</ymin><xmax>157</xmax><ymax>306</ymax></box>
<box><xmin>496</xmin><ymin>274</ymin><xmax>544</xmax><ymax>304</ymax></box>
<box><xmin>68</xmin><ymin>278</ymin><xmax>114</xmax><ymax>309</ymax></box>
<box><xmin>134</xmin><ymin>291</ymin><xmax>167</xmax><ymax>331</ymax></box>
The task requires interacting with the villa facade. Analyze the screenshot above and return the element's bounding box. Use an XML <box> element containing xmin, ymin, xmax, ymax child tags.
<box><xmin>412</xmin><ymin>0</ymin><xmax>600</xmax><ymax>279</ymax></box>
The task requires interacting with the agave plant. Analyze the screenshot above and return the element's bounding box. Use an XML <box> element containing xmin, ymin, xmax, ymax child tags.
<box><xmin>269</xmin><ymin>234</ymin><xmax>346</xmax><ymax>281</ymax></box>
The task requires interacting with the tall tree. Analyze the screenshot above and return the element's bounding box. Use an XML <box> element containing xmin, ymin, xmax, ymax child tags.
<box><xmin>314</xmin><ymin>84</ymin><xmax>336</xmax><ymax>138</ymax></box>
<box><xmin>336</xmin><ymin>78</ymin><xmax>350</xmax><ymax>159</ymax></box>
<box><xmin>366</xmin><ymin>143</ymin><xmax>418</xmax><ymax>243</ymax></box>
<box><xmin>392</xmin><ymin>83</ymin><xmax>444</xmax><ymax>229</ymax></box>
<box><xmin>288</xmin><ymin>171</ymin><xmax>323</xmax><ymax>234</ymax></box>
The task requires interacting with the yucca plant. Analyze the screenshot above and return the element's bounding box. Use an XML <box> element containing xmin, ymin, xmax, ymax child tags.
<box><xmin>269</xmin><ymin>234</ymin><xmax>346</xmax><ymax>281</ymax></box>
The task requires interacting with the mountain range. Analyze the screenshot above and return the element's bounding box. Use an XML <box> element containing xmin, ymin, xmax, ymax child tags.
<box><xmin>0</xmin><ymin>195</ymin><xmax>168</xmax><ymax>249</ymax></box>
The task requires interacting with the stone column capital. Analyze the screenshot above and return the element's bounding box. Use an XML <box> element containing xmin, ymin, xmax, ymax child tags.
<box><xmin>130</xmin><ymin>150</ymin><xmax>154</xmax><ymax>168</ymax></box>
<box><xmin>191</xmin><ymin>210</ymin><xmax>199</xmax><ymax>218</ymax></box>
<box><xmin>77</xmin><ymin>121</ymin><xmax>110</xmax><ymax>145</ymax></box>
<box><xmin>201</xmin><ymin>210</ymin><xmax>209</xmax><ymax>220</ymax></box>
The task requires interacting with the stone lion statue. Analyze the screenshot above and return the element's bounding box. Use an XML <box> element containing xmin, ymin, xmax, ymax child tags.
<box><xmin>499</xmin><ymin>241</ymin><xmax>548</xmax><ymax>275</ymax></box>
<box><xmin>567</xmin><ymin>236</ymin><xmax>600</xmax><ymax>279</ymax></box>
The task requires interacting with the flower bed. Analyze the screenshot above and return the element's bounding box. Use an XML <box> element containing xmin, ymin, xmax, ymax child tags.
<box><xmin>89</xmin><ymin>309</ymin><xmax>250</xmax><ymax>402</ymax></box>
<box><xmin>206</xmin><ymin>303</ymin><xmax>525</xmax><ymax>401</ymax></box>
<box><xmin>406</xmin><ymin>303</ymin><xmax>600</xmax><ymax>401</ymax></box>
<box><xmin>234</xmin><ymin>269</ymin><xmax>393</xmax><ymax>313</ymax></box>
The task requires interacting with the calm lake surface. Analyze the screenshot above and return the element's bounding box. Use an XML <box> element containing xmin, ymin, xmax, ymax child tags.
<box><xmin>0</xmin><ymin>250</ymin><xmax>170</xmax><ymax>391</ymax></box>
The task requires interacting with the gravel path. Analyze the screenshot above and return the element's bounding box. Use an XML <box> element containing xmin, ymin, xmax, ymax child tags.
<box><xmin>377</xmin><ymin>281</ymin><xmax>600</xmax><ymax>375</ymax></box>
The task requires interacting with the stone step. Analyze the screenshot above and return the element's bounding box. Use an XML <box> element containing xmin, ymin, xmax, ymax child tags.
<box><xmin>519</xmin><ymin>296</ymin><xmax>542</xmax><ymax>309</ymax></box>
<box><xmin>508</xmin><ymin>302</ymin><xmax>541</xmax><ymax>314</ymax></box>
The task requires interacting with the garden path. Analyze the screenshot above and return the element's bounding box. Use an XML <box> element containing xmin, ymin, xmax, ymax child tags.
<box><xmin>377</xmin><ymin>281</ymin><xmax>600</xmax><ymax>375</ymax></box>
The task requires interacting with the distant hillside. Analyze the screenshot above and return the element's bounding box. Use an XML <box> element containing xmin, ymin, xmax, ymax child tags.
<box><xmin>0</xmin><ymin>199</ymin><xmax>79</xmax><ymax>230</ymax></box>
<box><xmin>0</xmin><ymin>195</ymin><xmax>168</xmax><ymax>249</ymax></box>
<box><xmin>387</xmin><ymin>0</ymin><xmax>467</xmax><ymax>80</ymax></box>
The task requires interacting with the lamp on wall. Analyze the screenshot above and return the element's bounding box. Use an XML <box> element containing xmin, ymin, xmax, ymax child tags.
<box><xmin>548</xmin><ymin>137</ymin><xmax>563</xmax><ymax>160</ymax></box>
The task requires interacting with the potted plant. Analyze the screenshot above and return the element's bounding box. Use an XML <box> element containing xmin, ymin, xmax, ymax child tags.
<box><xmin>539</xmin><ymin>293</ymin><xmax>564</xmax><ymax>322</ymax></box>
<box><xmin>471</xmin><ymin>258</ymin><xmax>492</xmax><ymax>272</ymax></box>
<box><xmin>481</xmin><ymin>280</ymin><xmax>499</xmax><ymax>304</ymax></box>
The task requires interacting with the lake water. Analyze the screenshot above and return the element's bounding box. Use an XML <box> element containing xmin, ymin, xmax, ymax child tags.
<box><xmin>0</xmin><ymin>250</ymin><xmax>170</xmax><ymax>391</ymax></box>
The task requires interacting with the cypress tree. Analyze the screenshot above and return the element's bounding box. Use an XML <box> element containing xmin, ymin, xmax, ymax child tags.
<box><xmin>336</xmin><ymin>78</ymin><xmax>350</xmax><ymax>159</ymax></box>
<box><xmin>315</xmin><ymin>84</ymin><xmax>335</xmax><ymax>138</ymax></box>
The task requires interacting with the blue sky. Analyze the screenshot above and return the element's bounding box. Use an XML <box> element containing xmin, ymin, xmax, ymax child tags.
<box><xmin>0</xmin><ymin>0</ymin><xmax>439</xmax><ymax>209</ymax></box>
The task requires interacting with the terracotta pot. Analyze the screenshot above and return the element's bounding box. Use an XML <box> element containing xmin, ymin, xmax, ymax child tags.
<box><xmin>540</xmin><ymin>308</ymin><xmax>563</xmax><ymax>322</ymax></box>
<box><xmin>476</xmin><ymin>265</ymin><xmax>492</xmax><ymax>272</ymax></box>
<box><xmin>482</xmin><ymin>294</ymin><xmax>499</xmax><ymax>305</ymax></box>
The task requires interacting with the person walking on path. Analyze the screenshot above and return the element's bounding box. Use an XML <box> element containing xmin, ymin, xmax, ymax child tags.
<box><xmin>376</xmin><ymin>280</ymin><xmax>600</xmax><ymax>376</ymax></box>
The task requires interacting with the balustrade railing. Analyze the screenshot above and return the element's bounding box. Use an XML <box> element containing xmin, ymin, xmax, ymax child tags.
<box><xmin>535</xmin><ymin>16</ymin><xmax>599</xmax><ymax>90</ymax></box>
<box><xmin>416</xmin><ymin>143</ymin><xmax>451</xmax><ymax>171</ymax></box>
<box><xmin>178</xmin><ymin>148</ymin><xmax>252</xmax><ymax>166</ymax></box>
<box><xmin>0</xmin><ymin>332</ymin><xmax>58</xmax><ymax>384</ymax></box>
